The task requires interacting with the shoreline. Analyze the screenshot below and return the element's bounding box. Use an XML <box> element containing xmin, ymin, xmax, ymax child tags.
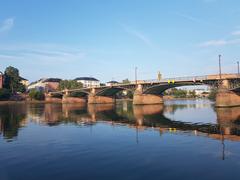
<box><xmin>0</xmin><ymin>97</ymin><xmax>210</xmax><ymax>105</ymax></box>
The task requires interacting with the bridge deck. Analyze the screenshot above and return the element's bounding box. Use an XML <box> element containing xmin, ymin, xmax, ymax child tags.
<box><xmin>50</xmin><ymin>73</ymin><xmax>240</xmax><ymax>94</ymax></box>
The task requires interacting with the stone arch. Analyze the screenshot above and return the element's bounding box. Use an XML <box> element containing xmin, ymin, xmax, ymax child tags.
<box><xmin>142</xmin><ymin>82</ymin><xmax>205</xmax><ymax>95</ymax></box>
<box><xmin>95</xmin><ymin>87</ymin><xmax>134</xmax><ymax>97</ymax></box>
<box><xmin>67</xmin><ymin>90</ymin><xmax>90</xmax><ymax>97</ymax></box>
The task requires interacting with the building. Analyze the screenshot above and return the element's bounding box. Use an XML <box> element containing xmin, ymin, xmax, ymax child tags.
<box><xmin>74</xmin><ymin>77</ymin><xmax>100</xmax><ymax>88</ymax></box>
<box><xmin>194</xmin><ymin>89</ymin><xmax>210</xmax><ymax>98</ymax></box>
<box><xmin>20</xmin><ymin>77</ymin><xmax>29</xmax><ymax>87</ymax></box>
<box><xmin>0</xmin><ymin>71</ymin><xmax>3</xmax><ymax>89</ymax></box>
<box><xmin>28</xmin><ymin>78</ymin><xmax>61</xmax><ymax>92</ymax></box>
<box><xmin>106</xmin><ymin>81</ymin><xmax>118</xmax><ymax>86</ymax></box>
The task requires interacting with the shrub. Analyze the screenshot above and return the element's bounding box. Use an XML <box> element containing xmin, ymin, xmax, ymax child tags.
<box><xmin>29</xmin><ymin>89</ymin><xmax>45</xmax><ymax>100</ymax></box>
<box><xmin>208</xmin><ymin>89</ymin><xmax>217</xmax><ymax>101</ymax></box>
<box><xmin>0</xmin><ymin>88</ymin><xmax>11</xmax><ymax>100</ymax></box>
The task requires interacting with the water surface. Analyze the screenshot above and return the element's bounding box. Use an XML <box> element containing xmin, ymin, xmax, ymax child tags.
<box><xmin>0</xmin><ymin>100</ymin><xmax>240</xmax><ymax>180</ymax></box>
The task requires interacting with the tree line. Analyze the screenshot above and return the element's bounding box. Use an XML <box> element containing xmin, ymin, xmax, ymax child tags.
<box><xmin>0</xmin><ymin>66</ymin><xmax>26</xmax><ymax>100</ymax></box>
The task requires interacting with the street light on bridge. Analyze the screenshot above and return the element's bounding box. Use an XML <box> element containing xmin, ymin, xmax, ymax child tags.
<box><xmin>237</xmin><ymin>61</ymin><xmax>239</xmax><ymax>75</ymax></box>
<box><xmin>219</xmin><ymin>54</ymin><xmax>222</xmax><ymax>80</ymax></box>
<box><xmin>135</xmin><ymin>66</ymin><xmax>138</xmax><ymax>85</ymax></box>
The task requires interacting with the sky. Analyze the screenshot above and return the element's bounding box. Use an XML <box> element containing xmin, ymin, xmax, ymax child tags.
<box><xmin>0</xmin><ymin>0</ymin><xmax>240</xmax><ymax>83</ymax></box>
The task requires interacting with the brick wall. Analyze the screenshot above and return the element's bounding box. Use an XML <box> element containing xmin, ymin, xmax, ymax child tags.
<box><xmin>0</xmin><ymin>75</ymin><xmax>3</xmax><ymax>89</ymax></box>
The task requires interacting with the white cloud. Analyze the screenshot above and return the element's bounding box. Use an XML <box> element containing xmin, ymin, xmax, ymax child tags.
<box><xmin>0</xmin><ymin>43</ymin><xmax>86</xmax><ymax>65</ymax></box>
<box><xmin>175</xmin><ymin>12</ymin><xmax>201</xmax><ymax>23</ymax></box>
<box><xmin>0</xmin><ymin>17</ymin><xmax>14</xmax><ymax>33</ymax></box>
<box><xmin>231</xmin><ymin>30</ymin><xmax>240</xmax><ymax>36</ymax></box>
<box><xmin>199</xmin><ymin>39</ymin><xmax>240</xmax><ymax>47</ymax></box>
<box><xmin>121</xmin><ymin>24</ymin><xmax>153</xmax><ymax>47</ymax></box>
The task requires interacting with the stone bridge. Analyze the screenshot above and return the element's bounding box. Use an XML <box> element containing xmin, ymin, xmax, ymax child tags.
<box><xmin>48</xmin><ymin>73</ymin><xmax>240</xmax><ymax>107</ymax></box>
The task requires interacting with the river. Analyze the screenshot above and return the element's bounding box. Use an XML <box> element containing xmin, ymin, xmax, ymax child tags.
<box><xmin>0</xmin><ymin>99</ymin><xmax>240</xmax><ymax>180</ymax></box>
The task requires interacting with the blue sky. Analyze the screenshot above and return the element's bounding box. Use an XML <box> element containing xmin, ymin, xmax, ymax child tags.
<box><xmin>0</xmin><ymin>0</ymin><xmax>240</xmax><ymax>83</ymax></box>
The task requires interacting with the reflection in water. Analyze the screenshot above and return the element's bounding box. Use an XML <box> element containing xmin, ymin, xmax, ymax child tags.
<box><xmin>0</xmin><ymin>103</ymin><xmax>27</xmax><ymax>141</ymax></box>
<box><xmin>1</xmin><ymin>101</ymin><xmax>240</xmax><ymax>143</ymax></box>
<box><xmin>2</xmin><ymin>100</ymin><xmax>240</xmax><ymax>180</ymax></box>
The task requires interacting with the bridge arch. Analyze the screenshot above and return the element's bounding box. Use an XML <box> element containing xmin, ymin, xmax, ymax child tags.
<box><xmin>95</xmin><ymin>87</ymin><xmax>134</xmax><ymax>97</ymax></box>
<box><xmin>68</xmin><ymin>90</ymin><xmax>90</xmax><ymax>97</ymax></box>
<box><xmin>142</xmin><ymin>82</ymin><xmax>205</xmax><ymax>95</ymax></box>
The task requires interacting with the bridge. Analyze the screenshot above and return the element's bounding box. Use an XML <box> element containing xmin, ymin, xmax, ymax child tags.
<box><xmin>47</xmin><ymin>73</ymin><xmax>240</xmax><ymax>107</ymax></box>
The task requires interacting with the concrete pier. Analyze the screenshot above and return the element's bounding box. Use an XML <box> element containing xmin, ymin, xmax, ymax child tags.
<box><xmin>88</xmin><ymin>95</ymin><xmax>115</xmax><ymax>104</ymax></box>
<box><xmin>215</xmin><ymin>89</ymin><xmax>240</xmax><ymax>107</ymax></box>
<box><xmin>133</xmin><ymin>94</ymin><xmax>164</xmax><ymax>105</ymax></box>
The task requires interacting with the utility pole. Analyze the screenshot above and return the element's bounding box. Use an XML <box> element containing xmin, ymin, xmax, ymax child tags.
<box><xmin>219</xmin><ymin>55</ymin><xmax>222</xmax><ymax>80</ymax></box>
<box><xmin>218</xmin><ymin>55</ymin><xmax>222</xmax><ymax>87</ymax></box>
<box><xmin>135</xmin><ymin>66</ymin><xmax>138</xmax><ymax>85</ymax></box>
<box><xmin>237</xmin><ymin>61</ymin><xmax>239</xmax><ymax>75</ymax></box>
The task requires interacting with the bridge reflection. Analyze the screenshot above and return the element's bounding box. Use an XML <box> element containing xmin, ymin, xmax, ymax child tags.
<box><xmin>0</xmin><ymin>102</ymin><xmax>240</xmax><ymax>142</ymax></box>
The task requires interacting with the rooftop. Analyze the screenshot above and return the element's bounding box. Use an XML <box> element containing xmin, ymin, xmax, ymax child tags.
<box><xmin>75</xmin><ymin>77</ymin><xmax>99</xmax><ymax>81</ymax></box>
<box><xmin>42</xmin><ymin>78</ymin><xmax>62</xmax><ymax>83</ymax></box>
<box><xmin>107</xmin><ymin>81</ymin><xmax>118</xmax><ymax>83</ymax></box>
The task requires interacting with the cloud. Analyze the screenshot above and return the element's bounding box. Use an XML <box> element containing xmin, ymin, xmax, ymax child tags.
<box><xmin>199</xmin><ymin>28</ymin><xmax>240</xmax><ymax>47</ymax></box>
<box><xmin>121</xmin><ymin>24</ymin><xmax>153</xmax><ymax>47</ymax></box>
<box><xmin>174</xmin><ymin>12</ymin><xmax>202</xmax><ymax>23</ymax></box>
<box><xmin>0</xmin><ymin>43</ymin><xmax>86</xmax><ymax>65</ymax></box>
<box><xmin>0</xmin><ymin>17</ymin><xmax>14</xmax><ymax>33</ymax></box>
<box><xmin>231</xmin><ymin>30</ymin><xmax>240</xmax><ymax>36</ymax></box>
<box><xmin>199</xmin><ymin>39</ymin><xmax>240</xmax><ymax>47</ymax></box>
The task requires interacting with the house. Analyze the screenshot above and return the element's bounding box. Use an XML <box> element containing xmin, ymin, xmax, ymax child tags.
<box><xmin>0</xmin><ymin>71</ymin><xmax>3</xmax><ymax>89</ymax></box>
<box><xmin>28</xmin><ymin>78</ymin><xmax>61</xmax><ymax>92</ymax></box>
<box><xmin>106</xmin><ymin>81</ymin><xmax>118</xmax><ymax>86</ymax></box>
<box><xmin>20</xmin><ymin>77</ymin><xmax>29</xmax><ymax>87</ymax></box>
<box><xmin>74</xmin><ymin>77</ymin><xmax>100</xmax><ymax>88</ymax></box>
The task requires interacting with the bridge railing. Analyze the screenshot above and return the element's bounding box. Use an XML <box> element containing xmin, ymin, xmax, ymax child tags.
<box><xmin>141</xmin><ymin>75</ymin><xmax>208</xmax><ymax>84</ymax></box>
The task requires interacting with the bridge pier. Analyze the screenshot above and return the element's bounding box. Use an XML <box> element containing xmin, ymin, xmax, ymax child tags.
<box><xmin>88</xmin><ymin>95</ymin><xmax>115</xmax><ymax>104</ymax></box>
<box><xmin>133</xmin><ymin>94</ymin><xmax>164</xmax><ymax>105</ymax></box>
<box><xmin>133</xmin><ymin>84</ymin><xmax>164</xmax><ymax>105</ymax></box>
<box><xmin>215</xmin><ymin>89</ymin><xmax>240</xmax><ymax>107</ymax></box>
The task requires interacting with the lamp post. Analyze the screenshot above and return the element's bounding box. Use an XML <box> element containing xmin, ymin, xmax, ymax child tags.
<box><xmin>135</xmin><ymin>66</ymin><xmax>138</xmax><ymax>85</ymax></box>
<box><xmin>218</xmin><ymin>55</ymin><xmax>222</xmax><ymax>88</ymax></box>
<box><xmin>219</xmin><ymin>55</ymin><xmax>222</xmax><ymax>80</ymax></box>
<box><xmin>237</xmin><ymin>61</ymin><xmax>239</xmax><ymax>75</ymax></box>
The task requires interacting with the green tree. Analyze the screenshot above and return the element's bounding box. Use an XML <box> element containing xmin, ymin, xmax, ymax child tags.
<box><xmin>122</xmin><ymin>79</ymin><xmax>130</xmax><ymax>84</ymax></box>
<box><xmin>59</xmin><ymin>80</ymin><xmax>83</xmax><ymax>90</ymax></box>
<box><xmin>208</xmin><ymin>88</ymin><xmax>217</xmax><ymax>101</ymax></box>
<box><xmin>188</xmin><ymin>90</ymin><xmax>196</xmax><ymax>98</ymax></box>
<box><xmin>4</xmin><ymin>66</ymin><xmax>25</xmax><ymax>93</ymax></box>
<box><xmin>29</xmin><ymin>89</ymin><xmax>45</xmax><ymax>100</ymax></box>
<box><xmin>0</xmin><ymin>88</ymin><xmax>11</xmax><ymax>100</ymax></box>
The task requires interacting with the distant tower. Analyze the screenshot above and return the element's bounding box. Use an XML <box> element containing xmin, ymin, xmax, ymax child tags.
<box><xmin>157</xmin><ymin>71</ymin><xmax>162</xmax><ymax>81</ymax></box>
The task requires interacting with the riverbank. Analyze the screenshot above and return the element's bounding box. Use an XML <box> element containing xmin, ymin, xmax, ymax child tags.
<box><xmin>0</xmin><ymin>97</ymin><xmax>210</xmax><ymax>105</ymax></box>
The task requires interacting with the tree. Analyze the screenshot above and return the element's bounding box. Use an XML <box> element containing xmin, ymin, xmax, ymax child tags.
<box><xmin>0</xmin><ymin>88</ymin><xmax>11</xmax><ymax>100</ymax></box>
<box><xmin>29</xmin><ymin>89</ymin><xmax>45</xmax><ymax>100</ymax></box>
<box><xmin>122</xmin><ymin>79</ymin><xmax>130</xmax><ymax>84</ymax></box>
<box><xmin>188</xmin><ymin>90</ymin><xmax>196</xmax><ymax>98</ymax></box>
<box><xmin>208</xmin><ymin>88</ymin><xmax>217</xmax><ymax>101</ymax></box>
<box><xmin>4</xmin><ymin>66</ymin><xmax>24</xmax><ymax>93</ymax></box>
<box><xmin>59</xmin><ymin>80</ymin><xmax>83</xmax><ymax>90</ymax></box>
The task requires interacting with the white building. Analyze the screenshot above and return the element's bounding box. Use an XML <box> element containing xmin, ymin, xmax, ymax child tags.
<box><xmin>106</xmin><ymin>81</ymin><xmax>118</xmax><ymax>87</ymax></box>
<box><xmin>75</xmin><ymin>77</ymin><xmax>100</xmax><ymax>88</ymax></box>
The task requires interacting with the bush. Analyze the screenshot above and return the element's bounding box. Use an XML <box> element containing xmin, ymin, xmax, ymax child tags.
<box><xmin>29</xmin><ymin>89</ymin><xmax>45</xmax><ymax>100</ymax></box>
<box><xmin>0</xmin><ymin>88</ymin><xmax>11</xmax><ymax>100</ymax></box>
<box><xmin>208</xmin><ymin>89</ymin><xmax>217</xmax><ymax>101</ymax></box>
